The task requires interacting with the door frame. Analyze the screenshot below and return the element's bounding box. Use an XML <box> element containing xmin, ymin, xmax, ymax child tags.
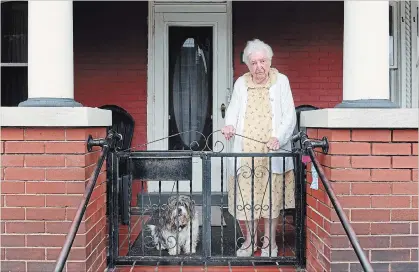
<box><xmin>146</xmin><ymin>1</ymin><xmax>233</xmax><ymax>151</ymax></box>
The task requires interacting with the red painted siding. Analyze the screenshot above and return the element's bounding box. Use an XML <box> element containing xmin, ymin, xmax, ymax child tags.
<box><xmin>74</xmin><ymin>1</ymin><xmax>148</xmax><ymax>148</ymax></box>
<box><xmin>233</xmin><ymin>1</ymin><xmax>344</xmax><ymax>108</ymax></box>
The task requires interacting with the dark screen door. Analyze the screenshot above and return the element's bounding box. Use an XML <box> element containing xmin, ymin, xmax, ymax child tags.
<box><xmin>168</xmin><ymin>26</ymin><xmax>213</xmax><ymax>151</ymax></box>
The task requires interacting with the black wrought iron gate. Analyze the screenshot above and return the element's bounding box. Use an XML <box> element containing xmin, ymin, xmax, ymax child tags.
<box><xmin>107</xmin><ymin>148</ymin><xmax>306</xmax><ymax>268</ymax></box>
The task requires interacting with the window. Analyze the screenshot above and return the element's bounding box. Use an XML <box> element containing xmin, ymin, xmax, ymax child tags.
<box><xmin>1</xmin><ymin>1</ymin><xmax>28</xmax><ymax>106</ymax></box>
<box><xmin>389</xmin><ymin>1</ymin><xmax>400</xmax><ymax>106</ymax></box>
<box><xmin>413</xmin><ymin>0</ymin><xmax>419</xmax><ymax>108</ymax></box>
<box><xmin>390</xmin><ymin>1</ymin><xmax>419</xmax><ymax>108</ymax></box>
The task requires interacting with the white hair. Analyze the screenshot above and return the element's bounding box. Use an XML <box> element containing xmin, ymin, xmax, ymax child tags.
<box><xmin>242</xmin><ymin>39</ymin><xmax>273</xmax><ymax>66</ymax></box>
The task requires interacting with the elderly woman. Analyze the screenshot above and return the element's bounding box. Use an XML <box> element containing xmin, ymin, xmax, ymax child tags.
<box><xmin>221</xmin><ymin>39</ymin><xmax>297</xmax><ymax>257</ymax></box>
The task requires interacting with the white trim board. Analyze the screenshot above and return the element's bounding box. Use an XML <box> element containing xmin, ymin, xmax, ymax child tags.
<box><xmin>0</xmin><ymin>107</ymin><xmax>112</xmax><ymax>127</ymax></box>
<box><xmin>300</xmin><ymin>108</ymin><xmax>418</xmax><ymax>129</ymax></box>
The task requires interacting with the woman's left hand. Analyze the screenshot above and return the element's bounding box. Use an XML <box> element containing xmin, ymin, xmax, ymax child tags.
<box><xmin>266</xmin><ymin>137</ymin><xmax>280</xmax><ymax>150</ymax></box>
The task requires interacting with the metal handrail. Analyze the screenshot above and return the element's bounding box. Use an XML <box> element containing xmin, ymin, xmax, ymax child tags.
<box><xmin>293</xmin><ymin>132</ymin><xmax>374</xmax><ymax>272</ymax></box>
<box><xmin>54</xmin><ymin>131</ymin><xmax>121</xmax><ymax>272</ymax></box>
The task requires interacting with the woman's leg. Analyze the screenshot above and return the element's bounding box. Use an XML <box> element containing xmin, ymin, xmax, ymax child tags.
<box><xmin>260</xmin><ymin>171</ymin><xmax>284</xmax><ymax>250</ymax></box>
<box><xmin>262</xmin><ymin>216</ymin><xmax>278</xmax><ymax>249</ymax></box>
<box><xmin>242</xmin><ymin>219</ymin><xmax>258</xmax><ymax>249</ymax></box>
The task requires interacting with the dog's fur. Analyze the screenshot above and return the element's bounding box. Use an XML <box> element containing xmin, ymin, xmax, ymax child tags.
<box><xmin>147</xmin><ymin>195</ymin><xmax>199</xmax><ymax>255</ymax></box>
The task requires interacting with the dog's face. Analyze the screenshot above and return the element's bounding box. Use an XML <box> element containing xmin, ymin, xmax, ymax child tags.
<box><xmin>166</xmin><ymin>195</ymin><xmax>195</xmax><ymax>231</ymax></box>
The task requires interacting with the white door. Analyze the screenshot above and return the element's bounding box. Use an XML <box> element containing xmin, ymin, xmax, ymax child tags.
<box><xmin>147</xmin><ymin>3</ymin><xmax>233</xmax><ymax>193</ymax></box>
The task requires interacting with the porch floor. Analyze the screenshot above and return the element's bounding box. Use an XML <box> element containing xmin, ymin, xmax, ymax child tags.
<box><xmin>112</xmin><ymin>264</ymin><xmax>300</xmax><ymax>271</ymax></box>
<box><xmin>111</xmin><ymin>209</ymin><xmax>302</xmax><ymax>272</ymax></box>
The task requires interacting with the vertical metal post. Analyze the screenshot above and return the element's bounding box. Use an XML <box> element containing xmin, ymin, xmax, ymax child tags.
<box><xmin>299</xmin><ymin>153</ymin><xmax>307</xmax><ymax>267</ymax></box>
<box><xmin>141</xmin><ymin>178</ymin><xmax>145</xmax><ymax>256</ymax></box>
<box><xmin>108</xmin><ymin>152</ymin><xmax>119</xmax><ymax>268</ymax></box>
<box><xmin>282</xmin><ymin>158</ymin><xmax>286</xmax><ymax>256</ymax></box>
<box><xmin>220</xmin><ymin>156</ymin><xmax>224</xmax><ymax>256</ymax></box>
<box><xmin>251</xmin><ymin>156</ymin><xmax>255</xmax><ymax>255</ymax></box>
<box><xmin>294</xmin><ymin>153</ymin><xmax>304</xmax><ymax>266</ymax></box>
<box><xmin>158</xmin><ymin>179</ymin><xmax>162</xmax><ymax>256</ymax></box>
<box><xmin>127</xmin><ymin>159</ymin><xmax>133</xmax><ymax>255</ymax></box>
<box><xmin>269</xmin><ymin>156</ymin><xmax>272</xmax><ymax>256</ymax></box>
<box><xmin>202</xmin><ymin>153</ymin><xmax>212</xmax><ymax>258</ymax></box>
<box><xmin>190</xmin><ymin>170</ymin><xmax>193</xmax><ymax>255</ymax></box>
<box><xmin>234</xmin><ymin>157</ymin><xmax>238</xmax><ymax>254</ymax></box>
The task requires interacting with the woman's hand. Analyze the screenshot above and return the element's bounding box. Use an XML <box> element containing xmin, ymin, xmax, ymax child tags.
<box><xmin>266</xmin><ymin>137</ymin><xmax>280</xmax><ymax>150</ymax></box>
<box><xmin>221</xmin><ymin>125</ymin><xmax>236</xmax><ymax>140</ymax></box>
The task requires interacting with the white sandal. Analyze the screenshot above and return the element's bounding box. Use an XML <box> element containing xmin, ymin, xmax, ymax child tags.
<box><xmin>260</xmin><ymin>245</ymin><xmax>278</xmax><ymax>257</ymax></box>
<box><xmin>236</xmin><ymin>243</ymin><xmax>258</xmax><ymax>257</ymax></box>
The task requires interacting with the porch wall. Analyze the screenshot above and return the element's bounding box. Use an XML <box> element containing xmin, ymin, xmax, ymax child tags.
<box><xmin>233</xmin><ymin>1</ymin><xmax>343</xmax><ymax>108</ymax></box>
<box><xmin>72</xmin><ymin>1</ymin><xmax>345</xmax><ymax>229</ymax></box>
<box><xmin>0</xmin><ymin>127</ymin><xmax>108</xmax><ymax>272</ymax></box>
<box><xmin>73</xmin><ymin>1</ymin><xmax>344</xmax><ymax>149</ymax></box>
<box><xmin>305</xmin><ymin>128</ymin><xmax>418</xmax><ymax>272</ymax></box>
<box><xmin>69</xmin><ymin>2</ymin><xmax>345</xmax><ymax>270</ymax></box>
<box><xmin>73</xmin><ymin>1</ymin><xmax>148</xmax><ymax>149</ymax></box>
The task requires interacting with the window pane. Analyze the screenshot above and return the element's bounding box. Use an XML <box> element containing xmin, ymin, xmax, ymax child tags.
<box><xmin>389</xmin><ymin>5</ymin><xmax>393</xmax><ymax>35</ymax></box>
<box><xmin>1</xmin><ymin>67</ymin><xmax>28</xmax><ymax>106</ymax></box>
<box><xmin>1</xmin><ymin>1</ymin><xmax>28</xmax><ymax>63</ymax></box>
<box><xmin>389</xmin><ymin>4</ymin><xmax>394</xmax><ymax>67</ymax></box>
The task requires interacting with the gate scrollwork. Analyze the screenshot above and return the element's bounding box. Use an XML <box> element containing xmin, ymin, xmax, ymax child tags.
<box><xmin>120</xmin><ymin>129</ymin><xmax>292</xmax><ymax>153</ymax></box>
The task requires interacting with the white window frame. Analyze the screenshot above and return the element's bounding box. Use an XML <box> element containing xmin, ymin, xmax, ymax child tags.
<box><xmin>390</xmin><ymin>1</ymin><xmax>418</xmax><ymax>108</ymax></box>
<box><xmin>412</xmin><ymin>0</ymin><xmax>418</xmax><ymax>108</ymax></box>
<box><xmin>389</xmin><ymin>1</ymin><xmax>401</xmax><ymax>106</ymax></box>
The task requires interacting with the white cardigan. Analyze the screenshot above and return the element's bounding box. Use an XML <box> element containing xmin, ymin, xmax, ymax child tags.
<box><xmin>224</xmin><ymin>70</ymin><xmax>297</xmax><ymax>174</ymax></box>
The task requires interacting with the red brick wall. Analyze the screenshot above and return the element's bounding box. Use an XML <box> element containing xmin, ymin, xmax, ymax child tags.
<box><xmin>1</xmin><ymin>127</ymin><xmax>107</xmax><ymax>272</ymax></box>
<box><xmin>305</xmin><ymin>128</ymin><xmax>418</xmax><ymax>272</ymax></box>
<box><xmin>73</xmin><ymin>1</ymin><xmax>148</xmax><ymax>149</ymax></box>
<box><xmin>233</xmin><ymin>1</ymin><xmax>343</xmax><ymax>108</ymax></box>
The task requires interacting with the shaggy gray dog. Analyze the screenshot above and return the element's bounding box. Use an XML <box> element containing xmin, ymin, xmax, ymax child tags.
<box><xmin>147</xmin><ymin>195</ymin><xmax>199</xmax><ymax>255</ymax></box>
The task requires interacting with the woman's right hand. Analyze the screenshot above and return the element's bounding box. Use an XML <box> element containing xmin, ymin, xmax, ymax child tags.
<box><xmin>221</xmin><ymin>125</ymin><xmax>236</xmax><ymax>140</ymax></box>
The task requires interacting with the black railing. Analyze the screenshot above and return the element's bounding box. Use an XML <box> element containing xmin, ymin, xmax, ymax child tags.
<box><xmin>107</xmin><ymin>130</ymin><xmax>306</xmax><ymax>269</ymax></box>
<box><xmin>292</xmin><ymin>132</ymin><xmax>374</xmax><ymax>272</ymax></box>
<box><xmin>108</xmin><ymin>151</ymin><xmax>305</xmax><ymax>267</ymax></box>
<box><xmin>54</xmin><ymin>129</ymin><xmax>373</xmax><ymax>272</ymax></box>
<box><xmin>53</xmin><ymin>131</ymin><xmax>122</xmax><ymax>272</ymax></box>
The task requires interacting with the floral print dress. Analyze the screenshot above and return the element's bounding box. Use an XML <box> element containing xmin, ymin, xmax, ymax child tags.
<box><xmin>228</xmin><ymin>68</ymin><xmax>295</xmax><ymax>221</ymax></box>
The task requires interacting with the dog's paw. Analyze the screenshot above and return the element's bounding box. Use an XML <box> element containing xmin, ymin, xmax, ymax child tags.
<box><xmin>147</xmin><ymin>225</ymin><xmax>156</xmax><ymax>234</ymax></box>
<box><xmin>183</xmin><ymin>246</ymin><xmax>191</xmax><ymax>255</ymax></box>
<box><xmin>155</xmin><ymin>244</ymin><xmax>166</xmax><ymax>251</ymax></box>
<box><xmin>183</xmin><ymin>244</ymin><xmax>197</xmax><ymax>255</ymax></box>
<box><xmin>168</xmin><ymin>249</ymin><xmax>178</xmax><ymax>256</ymax></box>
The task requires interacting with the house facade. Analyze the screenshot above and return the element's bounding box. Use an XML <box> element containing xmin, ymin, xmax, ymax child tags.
<box><xmin>1</xmin><ymin>1</ymin><xmax>418</xmax><ymax>272</ymax></box>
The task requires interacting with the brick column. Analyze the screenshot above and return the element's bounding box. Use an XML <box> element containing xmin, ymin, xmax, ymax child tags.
<box><xmin>305</xmin><ymin>128</ymin><xmax>418</xmax><ymax>272</ymax></box>
<box><xmin>1</xmin><ymin>127</ymin><xmax>108</xmax><ymax>272</ymax></box>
